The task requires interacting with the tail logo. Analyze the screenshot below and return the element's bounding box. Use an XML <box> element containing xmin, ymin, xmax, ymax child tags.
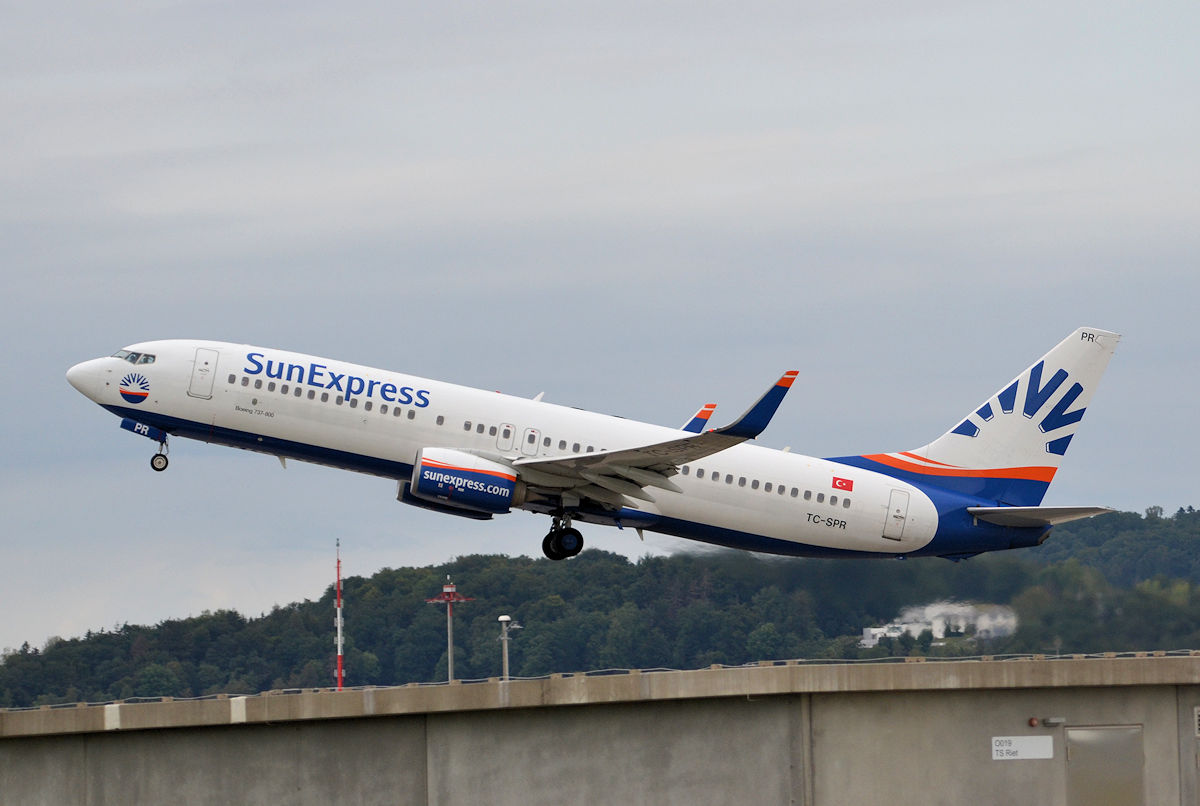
<box><xmin>949</xmin><ymin>361</ymin><xmax>1085</xmax><ymax>456</ymax></box>
<box><xmin>119</xmin><ymin>373</ymin><xmax>150</xmax><ymax>404</ymax></box>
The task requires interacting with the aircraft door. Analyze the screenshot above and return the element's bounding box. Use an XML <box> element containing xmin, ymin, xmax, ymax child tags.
<box><xmin>882</xmin><ymin>489</ymin><xmax>909</xmax><ymax>540</ymax></box>
<box><xmin>187</xmin><ymin>348</ymin><xmax>219</xmax><ymax>399</ymax></box>
<box><xmin>497</xmin><ymin>423</ymin><xmax>516</xmax><ymax>452</ymax></box>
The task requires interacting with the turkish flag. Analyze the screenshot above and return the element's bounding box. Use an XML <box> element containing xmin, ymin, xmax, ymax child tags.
<box><xmin>832</xmin><ymin>477</ymin><xmax>854</xmax><ymax>492</ymax></box>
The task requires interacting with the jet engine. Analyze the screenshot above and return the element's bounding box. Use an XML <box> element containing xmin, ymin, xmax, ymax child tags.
<box><xmin>403</xmin><ymin>448</ymin><xmax>525</xmax><ymax>517</ymax></box>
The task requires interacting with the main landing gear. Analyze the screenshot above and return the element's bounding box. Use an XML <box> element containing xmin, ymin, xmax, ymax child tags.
<box><xmin>542</xmin><ymin>515</ymin><xmax>584</xmax><ymax>561</ymax></box>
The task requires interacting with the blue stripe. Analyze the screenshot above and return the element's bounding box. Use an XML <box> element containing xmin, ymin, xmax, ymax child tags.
<box><xmin>102</xmin><ymin>405</ymin><xmax>414</xmax><ymax>479</ymax></box>
<box><xmin>103</xmin><ymin>405</ymin><xmax>1047</xmax><ymax>560</ymax></box>
<box><xmin>826</xmin><ymin>454</ymin><xmax>1051</xmax><ymax>506</ymax></box>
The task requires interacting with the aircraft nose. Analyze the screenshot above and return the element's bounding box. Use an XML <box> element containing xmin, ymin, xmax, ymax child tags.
<box><xmin>66</xmin><ymin>359</ymin><xmax>100</xmax><ymax>398</ymax></box>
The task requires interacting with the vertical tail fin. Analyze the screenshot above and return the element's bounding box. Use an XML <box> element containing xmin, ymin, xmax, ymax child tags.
<box><xmin>838</xmin><ymin>327</ymin><xmax>1120</xmax><ymax>506</ymax></box>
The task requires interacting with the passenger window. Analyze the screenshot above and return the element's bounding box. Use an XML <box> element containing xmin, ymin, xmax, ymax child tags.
<box><xmin>790</xmin><ymin>488</ymin><xmax>798</xmax><ymax>498</ymax></box>
<box><xmin>336</xmin><ymin>396</ymin><xmax>344</xmax><ymax>405</ymax></box>
<box><xmin>407</xmin><ymin>410</ymin><xmax>415</xmax><ymax>420</ymax></box>
<box><xmin>681</xmin><ymin>466</ymin><xmax>690</xmax><ymax>475</ymax></box>
<box><xmin>436</xmin><ymin>415</ymin><xmax>445</xmax><ymax>425</ymax></box>
<box><xmin>738</xmin><ymin>477</ymin><xmax>746</xmax><ymax>487</ymax></box>
<box><xmin>697</xmin><ymin>469</ymin><xmax>705</xmax><ymax>479</ymax></box>
<box><xmin>363</xmin><ymin>401</ymin><xmax>371</xmax><ymax>411</ymax></box>
<box><xmin>393</xmin><ymin>407</ymin><xmax>402</xmax><ymax>417</ymax></box>
<box><xmin>527</xmin><ymin>433</ymin><xmax>536</xmax><ymax>444</ymax></box>
<box><xmin>281</xmin><ymin>384</ymin><xmax>289</xmax><ymax>394</ymax></box>
<box><xmin>268</xmin><ymin>382</ymin><xmax>276</xmax><ymax>392</ymax></box>
<box><xmin>830</xmin><ymin>495</ymin><xmax>838</xmax><ymax>506</ymax></box>
<box><xmin>764</xmin><ymin>482</ymin><xmax>773</xmax><ymax>493</ymax></box>
<box><xmin>842</xmin><ymin>498</ymin><xmax>851</xmax><ymax>509</ymax></box>
<box><xmin>804</xmin><ymin>490</ymin><xmax>812</xmax><ymax>501</ymax></box>
<box><xmin>349</xmin><ymin>398</ymin><xmax>358</xmax><ymax>409</ymax></box>
<box><xmin>255</xmin><ymin>379</ymin><xmax>263</xmax><ymax>389</ymax></box>
<box><xmin>543</xmin><ymin>437</ymin><xmax>551</xmax><ymax>447</ymax></box>
<box><xmin>586</xmin><ymin>446</ymin><xmax>594</xmax><ymax>453</ymax></box>
<box><xmin>380</xmin><ymin>404</ymin><xmax>388</xmax><ymax>414</ymax></box>
<box><xmin>751</xmin><ymin>480</ymin><xmax>759</xmax><ymax>490</ymax></box>
<box><xmin>816</xmin><ymin>493</ymin><xmax>825</xmax><ymax>503</ymax></box>
<box><xmin>464</xmin><ymin>421</ymin><xmax>472</xmax><ymax>431</ymax></box>
<box><xmin>572</xmin><ymin>443</ymin><xmax>580</xmax><ymax>453</ymax></box>
<box><xmin>321</xmin><ymin>392</ymin><xmax>329</xmax><ymax>403</ymax></box>
<box><xmin>559</xmin><ymin>440</ymin><xmax>567</xmax><ymax>450</ymax></box>
<box><xmin>227</xmin><ymin>374</ymin><xmax>236</xmax><ymax>384</ymax></box>
<box><xmin>308</xmin><ymin>390</ymin><xmax>315</xmax><ymax>400</ymax></box>
<box><xmin>478</xmin><ymin>424</ymin><xmax>486</xmax><ymax>434</ymax></box>
<box><xmin>778</xmin><ymin>485</ymin><xmax>786</xmax><ymax>495</ymax></box>
<box><xmin>241</xmin><ymin>377</ymin><xmax>249</xmax><ymax>387</ymax></box>
<box><xmin>294</xmin><ymin>387</ymin><xmax>301</xmax><ymax>397</ymax></box>
<box><xmin>726</xmin><ymin>474</ymin><xmax>733</xmax><ymax>484</ymax></box>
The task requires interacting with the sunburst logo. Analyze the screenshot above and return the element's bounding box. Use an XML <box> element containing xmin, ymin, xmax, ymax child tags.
<box><xmin>119</xmin><ymin>373</ymin><xmax>150</xmax><ymax>404</ymax></box>
<box><xmin>949</xmin><ymin>361</ymin><xmax>1085</xmax><ymax>455</ymax></box>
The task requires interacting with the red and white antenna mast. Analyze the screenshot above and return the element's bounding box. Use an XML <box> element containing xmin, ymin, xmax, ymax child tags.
<box><xmin>335</xmin><ymin>539</ymin><xmax>344</xmax><ymax>691</ymax></box>
<box><xmin>426</xmin><ymin>577</ymin><xmax>473</xmax><ymax>682</ymax></box>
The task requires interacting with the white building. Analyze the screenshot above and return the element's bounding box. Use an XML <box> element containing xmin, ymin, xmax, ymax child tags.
<box><xmin>860</xmin><ymin>602</ymin><xmax>1017</xmax><ymax>648</ymax></box>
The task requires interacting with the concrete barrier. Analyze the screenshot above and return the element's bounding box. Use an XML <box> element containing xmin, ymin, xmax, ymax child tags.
<box><xmin>2</xmin><ymin>656</ymin><xmax>1198</xmax><ymax>804</ymax></box>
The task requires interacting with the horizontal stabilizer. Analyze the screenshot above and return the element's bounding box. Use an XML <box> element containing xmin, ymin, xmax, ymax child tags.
<box><xmin>967</xmin><ymin>505</ymin><xmax>1114</xmax><ymax>528</ymax></box>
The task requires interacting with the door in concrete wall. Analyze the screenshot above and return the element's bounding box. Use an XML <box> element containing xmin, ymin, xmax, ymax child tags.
<box><xmin>1066</xmin><ymin>725</ymin><xmax>1144</xmax><ymax>806</ymax></box>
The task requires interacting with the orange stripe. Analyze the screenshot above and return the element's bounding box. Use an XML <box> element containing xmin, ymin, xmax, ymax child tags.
<box><xmin>777</xmin><ymin>371</ymin><xmax>799</xmax><ymax>389</ymax></box>
<box><xmin>861</xmin><ymin>453</ymin><xmax>1057</xmax><ymax>483</ymax></box>
<box><xmin>422</xmin><ymin>459</ymin><xmax>516</xmax><ymax>482</ymax></box>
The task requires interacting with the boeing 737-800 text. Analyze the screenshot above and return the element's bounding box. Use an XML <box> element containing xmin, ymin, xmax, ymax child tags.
<box><xmin>67</xmin><ymin>328</ymin><xmax>1119</xmax><ymax>561</ymax></box>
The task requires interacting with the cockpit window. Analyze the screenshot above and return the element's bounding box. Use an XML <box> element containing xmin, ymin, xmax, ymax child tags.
<box><xmin>112</xmin><ymin>350</ymin><xmax>155</xmax><ymax>365</ymax></box>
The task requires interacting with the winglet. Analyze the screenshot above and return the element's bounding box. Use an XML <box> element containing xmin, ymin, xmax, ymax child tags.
<box><xmin>713</xmin><ymin>371</ymin><xmax>798</xmax><ymax>440</ymax></box>
<box><xmin>681</xmin><ymin>403</ymin><xmax>718</xmax><ymax>433</ymax></box>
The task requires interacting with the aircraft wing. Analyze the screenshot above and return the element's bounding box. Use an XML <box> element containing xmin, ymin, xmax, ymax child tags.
<box><xmin>512</xmin><ymin>371</ymin><xmax>797</xmax><ymax>508</ymax></box>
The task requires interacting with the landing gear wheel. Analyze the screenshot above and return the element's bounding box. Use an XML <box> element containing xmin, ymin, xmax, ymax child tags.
<box><xmin>542</xmin><ymin>531</ymin><xmax>563</xmax><ymax>561</ymax></box>
<box><xmin>557</xmin><ymin>527</ymin><xmax>583</xmax><ymax>557</ymax></box>
<box><xmin>542</xmin><ymin>527</ymin><xmax>584</xmax><ymax>561</ymax></box>
<box><xmin>151</xmin><ymin>453</ymin><xmax>169</xmax><ymax>472</ymax></box>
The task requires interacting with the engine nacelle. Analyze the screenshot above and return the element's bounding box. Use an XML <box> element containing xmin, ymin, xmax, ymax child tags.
<box><xmin>407</xmin><ymin>448</ymin><xmax>524</xmax><ymax>516</ymax></box>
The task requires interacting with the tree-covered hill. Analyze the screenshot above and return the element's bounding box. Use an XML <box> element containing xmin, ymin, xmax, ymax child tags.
<box><xmin>1023</xmin><ymin>506</ymin><xmax>1200</xmax><ymax>585</ymax></box>
<box><xmin>2</xmin><ymin>508</ymin><xmax>1197</xmax><ymax>708</ymax></box>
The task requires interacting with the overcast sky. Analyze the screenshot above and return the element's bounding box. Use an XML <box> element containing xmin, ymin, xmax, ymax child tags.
<box><xmin>2</xmin><ymin>2</ymin><xmax>1197</xmax><ymax>655</ymax></box>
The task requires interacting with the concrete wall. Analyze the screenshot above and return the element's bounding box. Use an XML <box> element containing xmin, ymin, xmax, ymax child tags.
<box><xmin>2</xmin><ymin>657</ymin><xmax>1198</xmax><ymax>805</ymax></box>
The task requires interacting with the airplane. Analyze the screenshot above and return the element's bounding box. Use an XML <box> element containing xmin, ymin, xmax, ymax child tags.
<box><xmin>66</xmin><ymin>327</ymin><xmax>1119</xmax><ymax>561</ymax></box>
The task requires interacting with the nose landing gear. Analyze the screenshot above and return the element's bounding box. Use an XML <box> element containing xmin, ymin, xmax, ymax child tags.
<box><xmin>542</xmin><ymin>515</ymin><xmax>584</xmax><ymax>561</ymax></box>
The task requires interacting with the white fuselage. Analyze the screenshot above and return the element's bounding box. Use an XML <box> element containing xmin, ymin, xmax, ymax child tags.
<box><xmin>67</xmin><ymin>339</ymin><xmax>940</xmax><ymax>557</ymax></box>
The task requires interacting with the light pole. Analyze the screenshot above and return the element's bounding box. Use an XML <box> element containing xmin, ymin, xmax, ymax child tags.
<box><xmin>497</xmin><ymin>615</ymin><xmax>521</xmax><ymax>681</ymax></box>
<box><xmin>426</xmin><ymin>577</ymin><xmax>472</xmax><ymax>682</ymax></box>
